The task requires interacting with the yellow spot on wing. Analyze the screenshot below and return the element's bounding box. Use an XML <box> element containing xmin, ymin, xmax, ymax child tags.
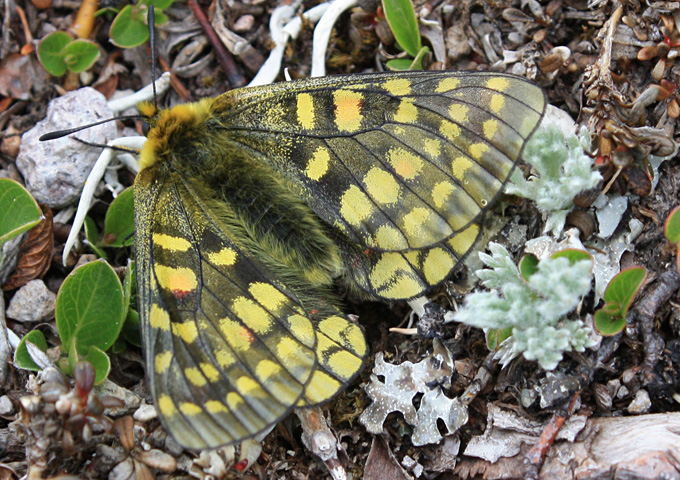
<box><xmin>449</xmin><ymin>224</ymin><xmax>480</xmax><ymax>255</ymax></box>
<box><xmin>185</xmin><ymin>367</ymin><xmax>207</xmax><ymax>387</ymax></box>
<box><xmin>318</xmin><ymin>316</ymin><xmax>365</xmax><ymax>355</ymax></box>
<box><xmin>393</xmin><ymin>99</ymin><xmax>418</xmax><ymax>123</ymax></box>
<box><xmin>236</xmin><ymin>376</ymin><xmax>261</xmax><ymax>395</ymax></box>
<box><xmin>435</xmin><ymin>77</ymin><xmax>460</xmax><ymax>92</ymax></box>
<box><xmin>205</xmin><ymin>400</ymin><xmax>228</xmax><ymax>414</ymax></box>
<box><xmin>276</xmin><ymin>337</ymin><xmax>298</xmax><ymax>362</ymax></box>
<box><xmin>432</xmin><ymin>181</ymin><xmax>455</xmax><ymax>208</ymax></box>
<box><xmin>215</xmin><ymin>349</ymin><xmax>236</xmax><ymax>368</ymax></box>
<box><xmin>328</xmin><ymin>350</ymin><xmax>363</xmax><ymax>380</ymax></box>
<box><xmin>334</xmin><ymin>90</ymin><xmax>363</xmax><ymax>131</ymax></box>
<box><xmin>180</xmin><ymin>402</ymin><xmax>202</xmax><ymax>416</ymax></box>
<box><xmin>440</xmin><ymin>121</ymin><xmax>461</xmax><ymax>140</ymax></box>
<box><xmin>383</xmin><ymin>78</ymin><xmax>411</xmax><ymax>95</ymax></box>
<box><xmin>305</xmin><ymin>146</ymin><xmax>330</xmax><ymax>181</ymax></box>
<box><xmin>155</xmin><ymin>351</ymin><xmax>172</xmax><ymax>373</ymax></box>
<box><xmin>287</xmin><ymin>314</ymin><xmax>315</xmax><ymax>347</ymax></box>
<box><xmin>173</xmin><ymin>321</ymin><xmax>198</xmax><ymax>343</ymax></box>
<box><xmin>219</xmin><ymin>317</ymin><xmax>254</xmax><ymax>351</ymax></box>
<box><xmin>226</xmin><ymin>392</ymin><xmax>244</xmax><ymax>409</ymax></box>
<box><xmin>364</xmin><ymin>168</ymin><xmax>400</xmax><ymax>205</ymax></box>
<box><xmin>387</xmin><ymin>147</ymin><xmax>423</xmax><ymax>180</ymax></box>
<box><xmin>304</xmin><ymin>371</ymin><xmax>342</xmax><ymax>403</ymax></box>
<box><xmin>201</xmin><ymin>362</ymin><xmax>220</xmax><ymax>382</ymax></box>
<box><xmin>449</xmin><ymin>104</ymin><xmax>469</xmax><ymax>122</ymax></box>
<box><xmin>297</xmin><ymin>93</ymin><xmax>315</xmax><ymax>129</ymax></box>
<box><xmin>156</xmin><ymin>265</ymin><xmax>197</xmax><ymax>294</ymax></box>
<box><xmin>153</xmin><ymin>233</ymin><xmax>191</xmax><ymax>252</ymax></box>
<box><xmin>208</xmin><ymin>247</ymin><xmax>237</xmax><ymax>266</ymax></box>
<box><xmin>231</xmin><ymin>297</ymin><xmax>272</xmax><ymax>334</ymax></box>
<box><xmin>403</xmin><ymin>207</ymin><xmax>438</xmax><ymax>241</ymax></box>
<box><xmin>370</xmin><ymin>253</ymin><xmax>422</xmax><ymax>299</ymax></box>
<box><xmin>150</xmin><ymin>304</ymin><xmax>170</xmax><ymax>331</ymax></box>
<box><xmin>158</xmin><ymin>394</ymin><xmax>177</xmax><ymax>416</ymax></box>
<box><xmin>486</xmin><ymin>77</ymin><xmax>509</xmax><ymax>91</ymax></box>
<box><xmin>256</xmin><ymin>359</ymin><xmax>282</xmax><ymax>382</ymax></box>
<box><xmin>483</xmin><ymin>119</ymin><xmax>498</xmax><ymax>139</ymax></box>
<box><xmin>489</xmin><ymin>94</ymin><xmax>505</xmax><ymax>113</ymax></box>
<box><xmin>374</xmin><ymin>224</ymin><xmax>408</xmax><ymax>250</ymax></box>
<box><xmin>423</xmin><ymin>248</ymin><xmax>455</xmax><ymax>284</ymax></box>
<box><xmin>340</xmin><ymin>185</ymin><xmax>374</xmax><ymax>227</ymax></box>
<box><xmin>469</xmin><ymin>143</ymin><xmax>489</xmax><ymax>159</ymax></box>
<box><xmin>424</xmin><ymin>138</ymin><xmax>441</xmax><ymax>158</ymax></box>
<box><xmin>452</xmin><ymin>157</ymin><xmax>473</xmax><ymax>178</ymax></box>
<box><xmin>249</xmin><ymin>283</ymin><xmax>289</xmax><ymax>312</ymax></box>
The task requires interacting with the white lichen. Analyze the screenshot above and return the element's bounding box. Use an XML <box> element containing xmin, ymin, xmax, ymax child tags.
<box><xmin>506</xmin><ymin>126</ymin><xmax>602</xmax><ymax>235</ymax></box>
<box><xmin>451</xmin><ymin>243</ymin><xmax>596</xmax><ymax>370</ymax></box>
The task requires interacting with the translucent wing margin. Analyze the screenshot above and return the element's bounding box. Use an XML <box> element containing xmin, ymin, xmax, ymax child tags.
<box><xmin>135</xmin><ymin>167</ymin><xmax>367</xmax><ymax>449</ymax></box>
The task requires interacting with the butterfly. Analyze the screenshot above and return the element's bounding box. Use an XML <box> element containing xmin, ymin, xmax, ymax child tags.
<box><xmin>133</xmin><ymin>70</ymin><xmax>546</xmax><ymax>449</ymax></box>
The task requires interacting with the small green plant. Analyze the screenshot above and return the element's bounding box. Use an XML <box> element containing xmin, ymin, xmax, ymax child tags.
<box><xmin>37</xmin><ymin>31</ymin><xmax>100</xmax><ymax>76</ymax></box>
<box><xmin>382</xmin><ymin>0</ymin><xmax>429</xmax><ymax>70</ymax></box>
<box><xmin>594</xmin><ymin>267</ymin><xmax>647</xmax><ymax>335</ymax></box>
<box><xmin>506</xmin><ymin>126</ymin><xmax>602</xmax><ymax>235</ymax></box>
<box><xmin>15</xmin><ymin>189</ymin><xmax>138</xmax><ymax>381</ymax></box>
<box><xmin>15</xmin><ymin>260</ymin><xmax>127</xmax><ymax>384</ymax></box>
<box><xmin>0</xmin><ymin>178</ymin><xmax>42</xmax><ymax>246</ymax></box>
<box><xmin>108</xmin><ymin>0</ymin><xmax>174</xmax><ymax>48</ymax></box>
<box><xmin>451</xmin><ymin>243</ymin><xmax>596</xmax><ymax>370</ymax></box>
<box><xmin>665</xmin><ymin>206</ymin><xmax>680</xmax><ymax>271</ymax></box>
<box><xmin>83</xmin><ymin>187</ymin><xmax>135</xmax><ymax>259</ymax></box>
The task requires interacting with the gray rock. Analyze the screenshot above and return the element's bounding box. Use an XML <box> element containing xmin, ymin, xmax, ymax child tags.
<box><xmin>6</xmin><ymin>279</ymin><xmax>56</xmax><ymax>322</ymax></box>
<box><xmin>16</xmin><ymin>88</ymin><xmax>117</xmax><ymax>208</ymax></box>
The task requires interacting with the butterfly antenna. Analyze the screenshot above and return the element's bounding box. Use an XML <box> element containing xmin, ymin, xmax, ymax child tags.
<box><xmin>148</xmin><ymin>5</ymin><xmax>158</xmax><ymax>111</ymax></box>
<box><xmin>39</xmin><ymin>115</ymin><xmax>141</xmax><ymax>141</ymax></box>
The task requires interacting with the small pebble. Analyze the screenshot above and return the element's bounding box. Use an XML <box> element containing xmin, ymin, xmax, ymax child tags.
<box><xmin>232</xmin><ymin>15</ymin><xmax>255</xmax><ymax>33</ymax></box>
<box><xmin>6</xmin><ymin>280</ymin><xmax>56</xmax><ymax>322</ymax></box>
<box><xmin>626</xmin><ymin>389</ymin><xmax>651</xmax><ymax>414</ymax></box>
<box><xmin>133</xmin><ymin>403</ymin><xmax>158</xmax><ymax>422</ymax></box>
<box><xmin>0</xmin><ymin>395</ymin><xmax>14</xmax><ymax>415</ymax></box>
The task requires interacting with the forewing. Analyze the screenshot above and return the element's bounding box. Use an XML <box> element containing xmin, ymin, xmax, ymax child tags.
<box><xmin>213</xmin><ymin>71</ymin><xmax>546</xmax><ymax>253</ymax></box>
<box><xmin>134</xmin><ymin>167</ymin><xmax>366</xmax><ymax>449</ymax></box>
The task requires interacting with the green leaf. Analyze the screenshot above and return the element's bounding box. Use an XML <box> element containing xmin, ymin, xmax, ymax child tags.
<box><xmin>15</xmin><ymin>330</ymin><xmax>48</xmax><ymax>371</ymax></box>
<box><xmin>122</xmin><ymin>260</ymin><xmax>134</xmax><ymax>314</ymax></box>
<box><xmin>594</xmin><ymin>309</ymin><xmax>624</xmax><ymax>336</ymax></box>
<box><xmin>37</xmin><ymin>31</ymin><xmax>72</xmax><ymax>76</ymax></box>
<box><xmin>518</xmin><ymin>254</ymin><xmax>539</xmax><ymax>280</ymax></box>
<box><xmin>55</xmin><ymin>259</ymin><xmax>125</xmax><ymax>355</ymax></box>
<box><xmin>84</xmin><ymin>216</ymin><xmax>107</xmax><ymax>259</ymax></box>
<box><xmin>121</xmin><ymin>308</ymin><xmax>141</xmax><ymax>347</ymax></box>
<box><xmin>665</xmin><ymin>206</ymin><xmax>680</xmax><ymax>243</ymax></box>
<box><xmin>81</xmin><ymin>345</ymin><xmax>111</xmax><ymax>384</ymax></box>
<box><xmin>595</xmin><ymin>266</ymin><xmax>647</xmax><ymax>336</ymax></box>
<box><xmin>109</xmin><ymin>4</ymin><xmax>150</xmax><ymax>48</ymax></box>
<box><xmin>0</xmin><ymin>178</ymin><xmax>42</xmax><ymax>246</ymax></box>
<box><xmin>603</xmin><ymin>266</ymin><xmax>647</xmax><ymax>311</ymax></box>
<box><xmin>102</xmin><ymin>187</ymin><xmax>135</xmax><ymax>247</ymax></box>
<box><xmin>62</xmin><ymin>39</ymin><xmax>100</xmax><ymax>74</ymax></box>
<box><xmin>551</xmin><ymin>249</ymin><xmax>593</xmax><ymax>265</ymax></box>
<box><xmin>382</xmin><ymin>0</ymin><xmax>421</xmax><ymax>57</ymax></box>
<box><xmin>386</xmin><ymin>58</ymin><xmax>417</xmax><ymax>71</ymax></box>
<box><xmin>147</xmin><ymin>0</ymin><xmax>174</xmax><ymax>9</ymax></box>
<box><xmin>487</xmin><ymin>327</ymin><xmax>513</xmax><ymax>350</ymax></box>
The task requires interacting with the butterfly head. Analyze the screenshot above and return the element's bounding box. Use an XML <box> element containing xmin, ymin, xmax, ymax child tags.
<box><xmin>137</xmin><ymin>99</ymin><xmax>213</xmax><ymax>170</ymax></box>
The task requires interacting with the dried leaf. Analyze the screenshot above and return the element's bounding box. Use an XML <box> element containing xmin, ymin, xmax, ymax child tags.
<box><xmin>3</xmin><ymin>204</ymin><xmax>53</xmax><ymax>290</ymax></box>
